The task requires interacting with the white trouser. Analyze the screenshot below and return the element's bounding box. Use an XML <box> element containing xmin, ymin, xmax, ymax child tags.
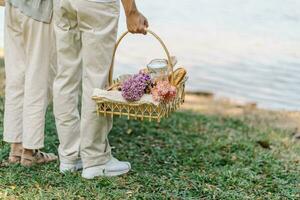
<box><xmin>3</xmin><ymin>3</ymin><xmax>56</xmax><ymax>149</ymax></box>
<box><xmin>53</xmin><ymin>0</ymin><xmax>120</xmax><ymax>168</ymax></box>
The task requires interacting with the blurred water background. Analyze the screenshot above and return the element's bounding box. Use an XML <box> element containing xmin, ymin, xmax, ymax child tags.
<box><xmin>0</xmin><ymin>0</ymin><xmax>299</xmax><ymax>110</ymax></box>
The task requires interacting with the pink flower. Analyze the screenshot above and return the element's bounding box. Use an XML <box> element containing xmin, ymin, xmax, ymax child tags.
<box><xmin>151</xmin><ymin>81</ymin><xmax>177</xmax><ymax>103</ymax></box>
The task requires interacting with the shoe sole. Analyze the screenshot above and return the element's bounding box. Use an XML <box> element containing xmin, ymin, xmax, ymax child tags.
<box><xmin>21</xmin><ymin>159</ymin><xmax>58</xmax><ymax>167</ymax></box>
<box><xmin>82</xmin><ymin>168</ymin><xmax>130</xmax><ymax>179</ymax></box>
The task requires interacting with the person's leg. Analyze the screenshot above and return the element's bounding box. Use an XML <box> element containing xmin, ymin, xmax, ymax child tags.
<box><xmin>75</xmin><ymin>0</ymin><xmax>130</xmax><ymax>178</ymax></box>
<box><xmin>18</xmin><ymin>6</ymin><xmax>58</xmax><ymax>166</ymax></box>
<box><xmin>3</xmin><ymin>3</ymin><xmax>26</xmax><ymax>164</ymax></box>
<box><xmin>53</xmin><ymin>0</ymin><xmax>82</xmax><ymax>167</ymax></box>
<box><xmin>78</xmin><ymin>0</ymin><xmax>119</xmax><ymax>168</ymax></box>
<box><xmin>21</xmin><ymin>10</ymin><xmax>53</xmax><ymax>150</ymax></box>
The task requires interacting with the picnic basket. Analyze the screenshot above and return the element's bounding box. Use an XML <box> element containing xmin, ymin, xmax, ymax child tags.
<box><xmin>92</xmin><ymin>30</ymin><xmax>187</xmax><ymax>122</ymax></box>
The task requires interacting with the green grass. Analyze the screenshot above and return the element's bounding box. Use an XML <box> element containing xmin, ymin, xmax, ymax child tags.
<box><xmin>0</xmin><ymin>100</ymin><xmax>300</xmax><ymax>199</ymax></box>
<box><xmin>0</xmin><ymin>58</ymin><xmax>4</xmax><ymax>68</ymax></box>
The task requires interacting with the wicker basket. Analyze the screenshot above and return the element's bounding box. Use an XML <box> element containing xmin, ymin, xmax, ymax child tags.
<box><xmin>92</xmin><ymin>30</ymin><xmax>187</xmax><ymax>122</ymax></box>
<box><xmin>0</xmin><ymin>0</ymin><xmax>5</xmax><ymax>7</ymax></box>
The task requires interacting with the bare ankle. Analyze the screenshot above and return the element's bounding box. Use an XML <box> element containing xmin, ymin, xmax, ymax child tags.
<box><xmin>8</xmin><ymin>143</ymin><xmax>23</xmax><ymax>164</ymax></box>
<box><xmin>10</xmin><ymin>143</ymin><xmax>23</xmax><ymax>153</ymax></box>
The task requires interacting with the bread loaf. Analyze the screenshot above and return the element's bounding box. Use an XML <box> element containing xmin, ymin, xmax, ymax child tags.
<box><xmin>169</xmin><ymin>67</ymin><xmax>187</xmax><ymax>86</ymax></box>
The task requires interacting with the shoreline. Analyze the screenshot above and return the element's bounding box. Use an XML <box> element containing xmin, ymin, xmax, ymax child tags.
<box><xmin>0</xmin><ymin>55</ymin><xmax>299</xmax><ymax>132</ymax></box>
<box><xmin>182</xmin><ymin>92</ymin><xmax>300</xmax><ymax>134</ymax></box>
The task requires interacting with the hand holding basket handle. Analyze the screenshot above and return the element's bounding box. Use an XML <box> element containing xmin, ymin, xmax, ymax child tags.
<box><xmin>126</xmin><ymin>11</ymin><xmax>149</xmax><ymax>35</ymax></box>
<box><xmin>122</xmin><ymin>0</ymin><xmax>149</xmax><ymax>35</ymax></box>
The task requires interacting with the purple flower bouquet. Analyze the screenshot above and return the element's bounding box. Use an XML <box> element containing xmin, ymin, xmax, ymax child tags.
<box><xmin>121</xmin><ymin>73</ymin><xmax>152</xmax><ymax>101</ymax></box>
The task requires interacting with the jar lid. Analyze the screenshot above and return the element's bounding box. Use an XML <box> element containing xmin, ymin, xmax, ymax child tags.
<box><xmin>147</xmin><ymin>59</ymin><xmax>168</xmax><ymax>69</ymax></box>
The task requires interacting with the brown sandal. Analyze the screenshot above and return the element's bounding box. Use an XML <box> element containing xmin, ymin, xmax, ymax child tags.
<box><xmin>8</xmin><ymin>144</ymin><xmax>23</xmax><ymax>164</ymax></box>
<box><xmin>21</xmin><ymin>150</ymin><xmax>58</xmax><ymax>167</ymax></box>
<box><xmin>8</xmin><ymin>152</ymin><xmax>22</xmax><ymax>164</ymax></box>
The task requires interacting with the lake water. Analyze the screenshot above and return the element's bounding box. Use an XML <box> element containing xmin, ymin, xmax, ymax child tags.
<box><xmin>0</xmin><ymin>0</ymin><xmax>300</xmax><ymax>111</ymax></box>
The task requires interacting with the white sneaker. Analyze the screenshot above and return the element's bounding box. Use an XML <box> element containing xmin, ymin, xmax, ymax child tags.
<box><xmin>82</xmin><ymin>157</ymin><xmax>131</xmax><ymax>179</ymax></box>
<box><xmin>60</xmin><ymin>160</ymin><xmax>83</xmax><ymax>173</ymax></box>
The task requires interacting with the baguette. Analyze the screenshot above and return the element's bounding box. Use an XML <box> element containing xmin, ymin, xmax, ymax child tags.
<box><xmin>169</xmin><ymin>67</ymin><xmax>187</xmax><ymax>86</ymax></box>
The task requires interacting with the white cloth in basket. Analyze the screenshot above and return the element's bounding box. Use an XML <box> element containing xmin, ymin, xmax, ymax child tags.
<box><xmin>92</xmin><ymin>89</ymin><xmax>160</xmax><ymax>106</ymax></box>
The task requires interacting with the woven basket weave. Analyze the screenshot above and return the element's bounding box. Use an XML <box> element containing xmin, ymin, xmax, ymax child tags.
<box><xmin>92</xmin><ymin>30</ymin><xmax>187</xmax><ymax>122</ymax></box>
<box><xmin>0</xmin><ymin>0</ymin><xmax>5</xmax><ymax>6</ymax></box>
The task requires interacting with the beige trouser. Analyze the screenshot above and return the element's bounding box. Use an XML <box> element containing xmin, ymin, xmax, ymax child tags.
<box><xmin>3</xmin><ymin>3</ymin><xmax>56</xmax><ymax>149</ymax></box>
<box><xmin>53</xmin><ymin>0</ymin><xmax>120</xmax><ymax>168</ymax></box>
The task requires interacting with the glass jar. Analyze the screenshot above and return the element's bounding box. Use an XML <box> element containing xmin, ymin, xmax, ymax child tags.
<box><xmin>147</xmin><ymin>59</ymin><xmax>169</xmax><ymax>82</ymax></box>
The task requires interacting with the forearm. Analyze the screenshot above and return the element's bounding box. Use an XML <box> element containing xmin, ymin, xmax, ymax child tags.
<box><xmin>121</xmin><ymin>0</ymin><xmax>148</xmax><ymax>34</ymax></box>
<box><xmin>121</xmin><ymin>0</ymin><xmax>139</xmax><ymax>17</ymax></box>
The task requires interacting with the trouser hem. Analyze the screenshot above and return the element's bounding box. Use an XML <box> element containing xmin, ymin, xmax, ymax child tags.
<box><xmin>59</xmin><ymin>155</ymin><xmax>81</xmax><ymax>165</ymax></box>
<box><xmin>3</xmin><ymin>138</ymin><xmax>22</xmax><ymax>144</ymax></box>
<box><xmin>82</xmin><ymin>152</ymin><xmax>112</xmax><ymax>169</ymax></box>
<box><xmin>22</xmin><ymin>144</ymin><xmax>45</xmax><ymax>150</ymax></box>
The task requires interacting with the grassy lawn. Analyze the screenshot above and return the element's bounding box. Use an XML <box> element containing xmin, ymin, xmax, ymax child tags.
<box><xmin>0</xmin><ymin>58</ymin><xmax>4</xmax><ymax>68</ymax></box>
<box><xmin>0</xmin><ymin>99</ymin><xmax>299</xmax><ymax>199</ymax></box>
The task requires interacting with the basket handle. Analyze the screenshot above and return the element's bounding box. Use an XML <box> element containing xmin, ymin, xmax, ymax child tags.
<box><xmin>108</xmin><ymin>29</ymin><xmax>174</xmax><ymax>86</ymax></box>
